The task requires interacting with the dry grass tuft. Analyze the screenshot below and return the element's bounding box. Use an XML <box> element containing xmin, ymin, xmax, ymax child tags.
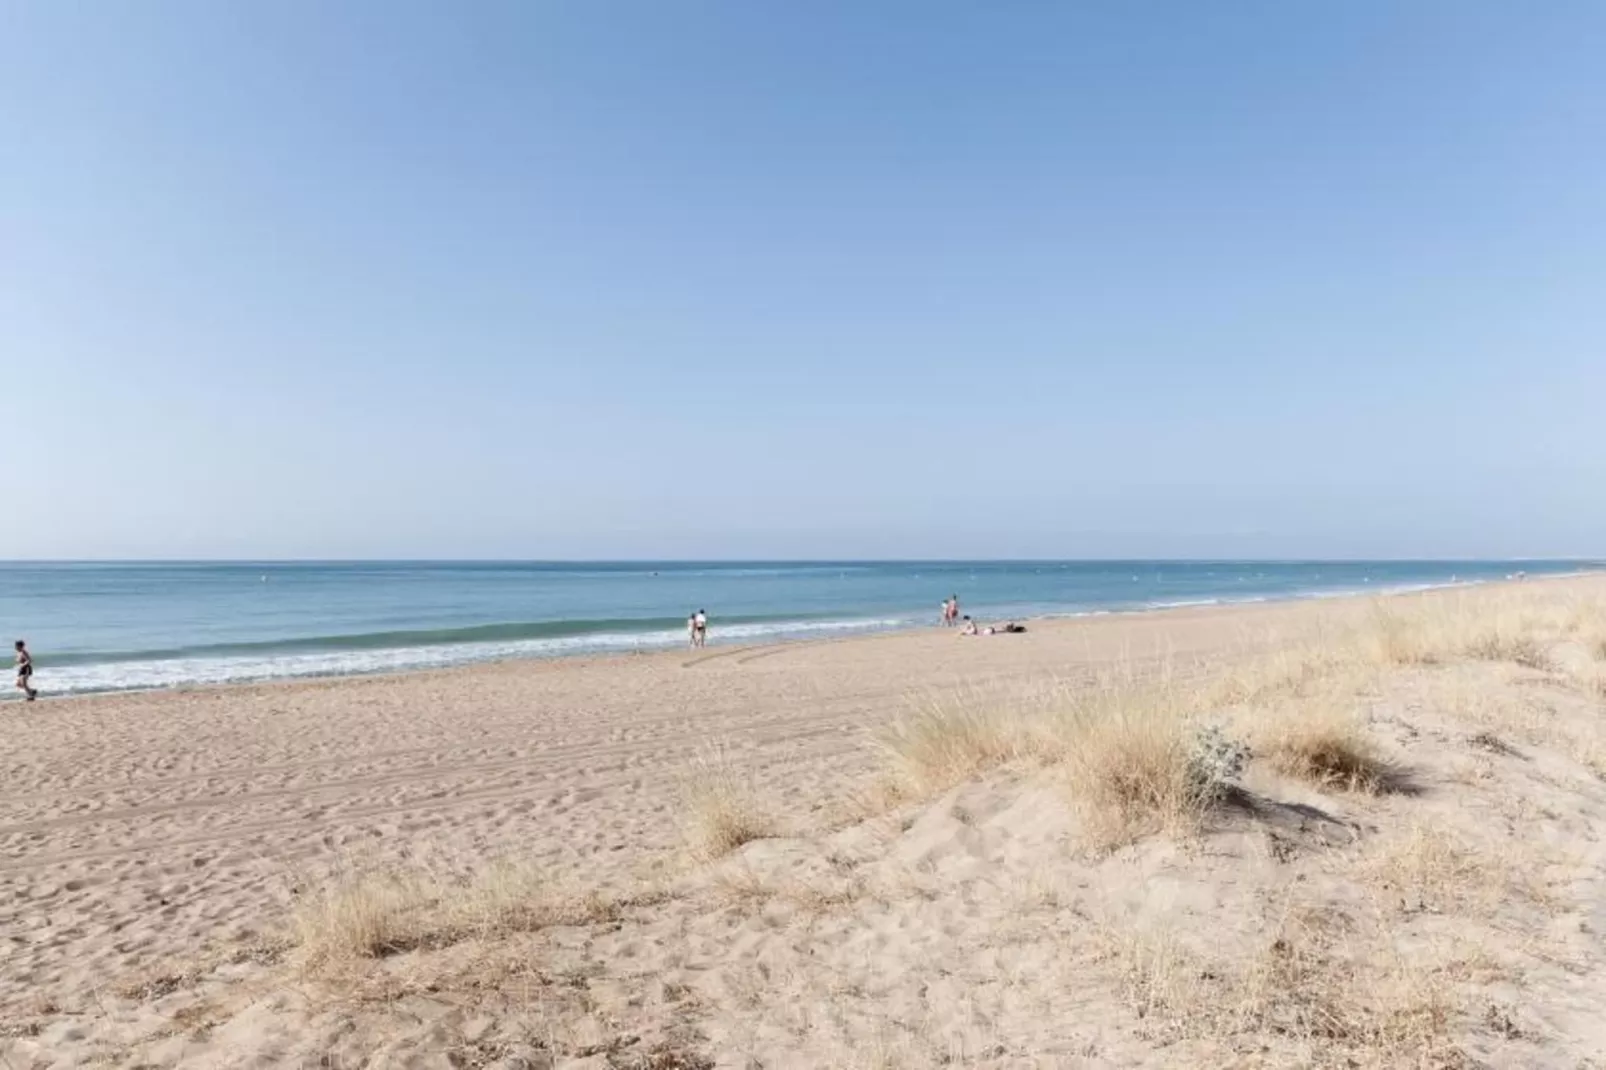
<box><xmin>711</xmin><ymin>865</ymin><xmax>866</xmax><ymax>916</ymax></box>
<box><xmin>1056</xmin><ymin>680</ymin><xmax>1238</xmax><ymax>851</ymax></box>
<box><xmin>1102</xmin><ymin>909</ymin><xmax>1467</xmax><ymax>1066</ymax></box>
<box><xmin>291</xmin><ymin>859</ymin><xmax>654</xmax><ymax>967</ymax></box>
<box><xmin>1431</xmin><ymin>671</ymin><xmax>1606</xmax><ymax>779</ymax></box>
<box><xmin>1206</xmin><ymin>640</ymin><xmax>1370</xmax><ymax>706</ymax></box>
<box><xmin>448</xmin><ymin>860</ymin><xmax>629</xmax><ymax>936</ymax></box>
<box><xmin>1258</xmin><ymin>704</ymin><xmax>1394</xmax><ymax>793</ymax></box>
<box><xmin>1366</xmin><ymin>605</ymin><xmax>1444</xmax><ymax>667</ymax></box>
<box><xmin>875</xmin><ymin>690</ymin><xmax>1025</xmax><ymax>801</ymax></box>
<box><xmin>448</xmin><ymin>859</ymin><xmax>553</xmax><ymax>936</ymax></box>
<box><xmin>1464</xmin><ymin>631</ymin><xmax>1554</xmax><ymax>672</ymax></box>
<box><xmin>876</xmin><ymin>672</ymin><xmax>1246</xmax><ymax>851</ymax></box>
<box><xmin>1104</xmin><ymin>925</ymin><xmax>1197</xmax><ymax>1025</ymax></box>
<box><xmin>1367</xmin><ymin>826</ymin><xmax>1487</xmax><ymax>916</ymax></box>
<box><xmin>292</xmin><ymin>867</ymin><xmax>432</xmax><ymax>963</ymax></box>
<box><xmin>680</xmin><ymin>747</ymin><xmax>776</xmax><ymax>861</ymax></box>
<box><xmin>1366</xmin><ymin>594</ymin><xmax>1569</xmax><ymax>672</ymax></box>
<box><xmin>1237</xmin><ymin>933</ymin><xmax>1462</xmax><ymax>1062</ymax></box>
<box><xmin>1436</xmin><ymin>677</ymin><xmax>1554</xmax><ymax>744</ymax></box>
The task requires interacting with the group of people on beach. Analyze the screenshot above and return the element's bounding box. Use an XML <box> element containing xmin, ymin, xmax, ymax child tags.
<box><xmin>960</xmin><ymin>618</ymin><xmax>1027</xmax><ymax>637</ymax></box>
<box><xmin>686</xmin><ymin>609</ymin><xmax>709</xmax><ymax>649</ymax></box>
<box><xmin>943</xmin><ymin>594</ymin><xmax>1025</xmax><ymax>637</ymax></box>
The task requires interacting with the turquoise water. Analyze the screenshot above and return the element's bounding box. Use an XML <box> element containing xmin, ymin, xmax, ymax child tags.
<box><xmin>0</xmin><ymin>560</ymin><xmax>1596</xmax><ymax>695</ymax></box>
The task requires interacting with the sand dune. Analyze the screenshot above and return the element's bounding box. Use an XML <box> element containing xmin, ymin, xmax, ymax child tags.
<box><xmin>5</xmin><ymin>577</ymin><xmax>1606</xmax><ymax>1067</ymax></box>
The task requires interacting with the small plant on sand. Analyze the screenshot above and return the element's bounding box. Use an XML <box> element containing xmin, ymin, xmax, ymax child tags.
<box><xmin>1188</xmin><ymin>723</ymin><xmax>1251</xmax><ymax>803</ymax></box>
<box><xmin>1259</xmin><ymin>704</ymin><xmax>1393</xmax><ymax>793</ymax></box>
<box><xmin>680</xmin><ymin>745</ymin><xmax>776</xmax><ymax>861</ymax></box>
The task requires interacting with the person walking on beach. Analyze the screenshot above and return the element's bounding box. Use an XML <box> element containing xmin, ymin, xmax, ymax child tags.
<box><xmin>693</xmin><ymin>609</ymin><xmax>708</xmax><ymax>648</ymax></box>
<box><xmin>948</xmin><ymin>594</ymin><xmax>960</xmax><ymax>626</ymax></box>
<box><xmin>14</xmin><ymin>640</ymin><xmax>37</xmax><ymax>701</ymax></box>
<box><xmin>687</xmin><ymin>612</ymin><xmax>699</xmax><ymax>649</ymax></box>
<box><xmin>940</xmin><ymin>597</ymin><xmax>953</xmax><ymax>627</ymax></box>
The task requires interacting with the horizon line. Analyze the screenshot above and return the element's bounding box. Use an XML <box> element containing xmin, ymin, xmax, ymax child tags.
<box><xmin>2</xmin><ymin>556</ymin><xmax>1601</xmax><ymax>566</ymax></box>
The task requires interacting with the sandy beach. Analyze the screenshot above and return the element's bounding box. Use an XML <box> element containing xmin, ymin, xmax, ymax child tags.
<box><xmin>7</xmin><ymin>576</ymin><xmax>1606</xmax><ymax>1067</ymax></box>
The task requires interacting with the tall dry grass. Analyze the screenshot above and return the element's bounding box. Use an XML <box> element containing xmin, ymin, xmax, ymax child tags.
<box><xmin>1365</xmin><ymin>591</ymin><xmax>1606</xmax><ymax>672</ymax></box>
<box><xmin>1102</xmin><ymin>909</ymin><xmax>1465</xmax><ymax>1067</ymax></box>
<box><xmin>679</xmin><ymin>745</ymin><xmax>776</xmax><ymax>861</ymax></box>
<box><xmin>1365</xmin><ymin>825</ymin><xmax>1489</xmax><ymax>916</ymax></box>
<box><xmin>874</xmin><ymin>585</ymin><xmax>1606</xmax><ymax>850</ymax></box>
<box><xmin>1053</xmin><ymin>677</ymin><xmax>1232</xmax><ymax>850</ymax></box>
<box><xmin>1210</xmin><ymin>640</ymin><xmax>1372</xmax><ymax>706</ymax></box>
<box><xmin>291</xmin><ymin>860</ymin><xmax>641</xmax><ymax>967</ymax></box>
<box><xmin>877</xmin><ymin>670</ymin><xmax>1246</xmax><ymax>851</ymax></box>
<box><xmin>1563</xmin><ymin>594</ymin><xmax>1606</xmax><ymax>654</ymax></box>
<box><xmin>1257</xmin><ymin>702</ymin><xmax>1393</xmax><ymax>794</ymax></box>
<box><xmin>292</xmin><ymin>867</ymin><xmax>430</xmax><ymax>963</ymax></box>
<box><xmin>451</xmin><ymin>860</ymin><xmax>626</xmax><ymax>935</ymax></box>
<box><xmin>1363</xmin><ymin>603</ymin><xmax>1440</xmax><ymax>667</ymax></box>
<box><xmin>874</xmin><ymin>688</ymin><xmax>1030</xmax><ymax>801</ymax></box>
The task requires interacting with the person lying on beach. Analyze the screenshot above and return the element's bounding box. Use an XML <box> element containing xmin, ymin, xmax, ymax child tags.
<box><xmin>958</xmin><ymin>619</ymin><xmax>1026</xmax><ymax>637</ymax></box>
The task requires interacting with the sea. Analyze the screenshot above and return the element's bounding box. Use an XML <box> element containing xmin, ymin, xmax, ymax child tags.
<box><xmin>0</xmin><ymin>560</ymin><xmax>1597</xmax><ymax>697</ymax></box>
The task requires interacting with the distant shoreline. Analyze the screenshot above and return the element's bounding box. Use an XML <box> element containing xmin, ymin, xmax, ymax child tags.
<box><xmin>18</xmin><ymin>566</ymin><xmax>1599</xmax><ymax>704</ymax></box>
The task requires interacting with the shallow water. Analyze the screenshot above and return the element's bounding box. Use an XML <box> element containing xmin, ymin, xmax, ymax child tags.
<box><xmin>0</xmin><ymin>559</ymin><xmax>1593</xmax><ymax>694</ymax></box>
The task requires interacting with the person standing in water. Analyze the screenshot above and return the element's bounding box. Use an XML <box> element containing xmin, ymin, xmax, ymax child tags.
<box><xmin>693</xmin><ymin>609</ymin><xmax>708</xmax><ymax>648</ymax></box>
<box><xmin>14</xmin><ymin>640</ymin><xmax>37</xmax><ymax>701</ymax></box>
<box><xmin>687</xmin><ymin>612</ymin><xmax>698</xmax><ymax>649</ymax></box>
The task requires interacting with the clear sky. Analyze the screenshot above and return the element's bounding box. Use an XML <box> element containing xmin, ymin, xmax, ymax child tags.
<box><xmin>3</xmin><ymin>2</ymin><xmax>1603</xmax><ymax>560</ymax></box>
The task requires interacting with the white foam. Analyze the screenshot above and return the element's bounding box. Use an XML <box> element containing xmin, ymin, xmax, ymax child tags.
<box><xmin>28</xmin><ymin>615</ymin><xmax>915</xmax><ymax>696</ymax></box>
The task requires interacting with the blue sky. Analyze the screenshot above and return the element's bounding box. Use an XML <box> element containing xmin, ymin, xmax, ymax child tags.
<box><xmin>3</xmin><ymin>2</ymin><xmax>1603</xmax><ymax>559</ymax></box>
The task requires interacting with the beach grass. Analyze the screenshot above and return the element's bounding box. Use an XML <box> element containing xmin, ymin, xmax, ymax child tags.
<box><xmin>874</xmin><ymin>689</ymin><xmax>1026</xmax><ymax>801</ymax></box>
<box><xmin>70</xmin><ymin>574</ymin><xmax>1606</xmax><ymax>1066</ymax></box>
<box><xmin>1256</xmin><ymin>700</ymin><xmax>1394</xmax><ymax>794</ymax></box>
<box><xmin>680</xmin><ymin>744</ymin><xmax>777</xmax><ymax>861</ymax></box>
